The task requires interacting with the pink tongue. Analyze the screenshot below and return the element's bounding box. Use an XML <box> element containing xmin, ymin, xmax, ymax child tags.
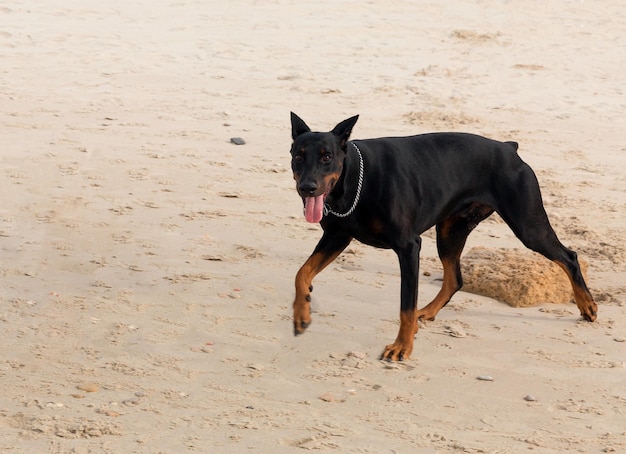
<box><xmin>304</xmin><ymin>195</ymin><xmax>324</xmax><ymax>223</ymax></box>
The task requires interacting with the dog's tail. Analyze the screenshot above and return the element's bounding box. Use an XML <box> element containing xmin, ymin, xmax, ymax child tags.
<box><xmin>505</xmin><ymin>141</ymin><xmax>519</xmax><ymax>152</ymax></box>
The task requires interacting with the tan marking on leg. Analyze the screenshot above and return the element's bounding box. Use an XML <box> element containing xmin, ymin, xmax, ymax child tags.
<box><xmin>416</xmin><ymin>257</ymin><xmax>460</xmax><ymax>322</ymax></box>
<box><xmin>293</xmin><ymin>248</ymin><xmax>345</xmax><ymax>334</ymax></box>
<box><xmin>381</xmin><ymin>310</ymin><xmax>417</xmax><ymax>361</ymax></box>
<box><xmin>554</xmin><ymin>261</ymin><xmax>597</xmax><ymax>322</ymax></box>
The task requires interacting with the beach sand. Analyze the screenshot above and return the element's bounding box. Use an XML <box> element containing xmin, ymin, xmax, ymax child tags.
<box><xmin>1</xmin><ymin>1</ymin><xmax>625</xmax><ymax>452</ymax></box>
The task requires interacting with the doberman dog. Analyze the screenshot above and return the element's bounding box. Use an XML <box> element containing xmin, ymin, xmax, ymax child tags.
<box><xmin>289</xmin><ymin>112</ymin><xmax>597</xmax><ymax>361</ymax></box>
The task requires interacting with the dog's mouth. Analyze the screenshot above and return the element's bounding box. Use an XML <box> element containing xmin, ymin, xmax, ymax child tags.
<box><xmin>301</xmin><ymin>185</ymin><xmax>332</xmax><ymax>223</ymax></box>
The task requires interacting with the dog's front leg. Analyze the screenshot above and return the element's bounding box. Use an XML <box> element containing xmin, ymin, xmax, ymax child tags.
<box><xmin>382</xmin><ymin>238</ymin><xmax>422</xmax><ymax>361</ymax></box>
<box><xmin>293</xmin><ymin>231</ymin><xmax>352</xmax><ymax>335</ymax></box>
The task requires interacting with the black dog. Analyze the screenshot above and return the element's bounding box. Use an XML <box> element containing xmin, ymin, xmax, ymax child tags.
<box><xmin>289</xmin><ymin>113</ymin><xmax>597</xmax><ymax>361</ymax></box>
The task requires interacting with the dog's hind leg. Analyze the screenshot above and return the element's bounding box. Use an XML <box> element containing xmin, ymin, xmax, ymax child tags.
<box><xmin>505</xmin><ymin>219</ymin><xmax>596</xmax><ymax>321</ymax></box>
<box><xmin>293</xmin><ymin>231</ymin><xmax>352</xmax><ymax>335</ymax></box>
<box><xmin>496</xmin><ymin>167</ymin><xmax>597</xmax><ymax>321</ymax></box>
<box><xmin>417</xmin><ymin>203</ymin><xmax>494</xmax><ymax>322</ymax></box>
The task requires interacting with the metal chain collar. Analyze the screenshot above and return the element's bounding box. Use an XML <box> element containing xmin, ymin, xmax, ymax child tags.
<box><xmin>324</xmin><ymin>142</ymin><xmax>364</xmax><ymax>218</ymax></box>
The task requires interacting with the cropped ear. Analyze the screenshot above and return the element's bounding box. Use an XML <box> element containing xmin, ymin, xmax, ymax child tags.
<box><xmin>331</xmin><ymin>115</ymin><xmax>359</xmax><ymax>149</ymax></box>
<box><xmin>291</xmin><ymin>112</ymin><xmax>311</xmax><ymax>140</ymax></box>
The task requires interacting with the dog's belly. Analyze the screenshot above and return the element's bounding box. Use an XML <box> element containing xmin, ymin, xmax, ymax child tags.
<box><xmin>354</xmin><ymin>235</ymin><xmax>393</xmax><ymax>249</ymax></box>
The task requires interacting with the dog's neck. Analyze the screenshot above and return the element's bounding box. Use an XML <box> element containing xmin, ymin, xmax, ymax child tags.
<box><xmin>324</xmin><ymin>141</ymin><xmax>364</xmax><ymax>218</ymax></box>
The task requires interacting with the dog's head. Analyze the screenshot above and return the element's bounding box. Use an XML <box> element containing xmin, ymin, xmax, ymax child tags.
<box><xmin>290</xmin><ymin>112</ymin><xmax>359</xmax><ymax>223</ymax></box>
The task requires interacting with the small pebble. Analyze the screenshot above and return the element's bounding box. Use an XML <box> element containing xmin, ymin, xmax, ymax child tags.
<box><xmin>319</xmin><ymin>392</ymin><xmax>334</xmax><ymax>402</ymax></box>
<box><xmin>77</xmin><ymin>382</ymin><xmax>99</xmax><ymax>393</ymax></box>
<box><xmin>524</xmin><ymin>394</ymin><xmax>537</xmax><ymax>402</ymax></box>
<box><xmin>123</xmin><ymin>398</ymin><xmax>139</xmax><ymax>407</ymax></box>
<box><xmin>135</xmin><ymin>391</ymin><xmax>146</xmax><ymax>398</ymax></box>
<box><xmin>46</xmin><ymin>402</ymin><xmax>64</xmax><ymax>408</ymax></box>
<box><xmin>477</xmin><ymin>375</ymin><xmax>494</xmax><ymax>381</ymax></box>
<box><xmin>230</xmin><ymin>137</ymin><xmax>246</xmax><ymax>145</ymax></box>
<box><xmin>614</xmin><ymin>337</ymin><xmax>625</xmax><ymax>343</ymax></box>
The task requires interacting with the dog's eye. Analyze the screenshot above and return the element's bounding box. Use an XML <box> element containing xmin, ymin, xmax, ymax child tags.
<box><xmin>294</xmin><ymin>155</ymin><xmax>304</xmax><ymax>163</ymax></box>
<box><xmin>321</xmin><ymin>153</ymin><xmax>332</xmax><ymax>163</ymax></box>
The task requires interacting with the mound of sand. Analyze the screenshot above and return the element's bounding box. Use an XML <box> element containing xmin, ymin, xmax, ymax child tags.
<box><xmin>460</xmin><ymin>247</ymin><xmax>589</xmax><ymax>307</ymax></box>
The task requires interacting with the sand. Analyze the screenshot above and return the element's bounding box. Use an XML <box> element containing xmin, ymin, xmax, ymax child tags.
<box><xmin>1</xmin><ymin>1</ymin><xmax>625</xmax><ymax>452</ymax></box>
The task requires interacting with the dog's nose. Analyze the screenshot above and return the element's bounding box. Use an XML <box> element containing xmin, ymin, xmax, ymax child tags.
<box><xmin>298</xmin><ymin>181</ymin><xmax>318</xmax><ymax>195</ymax></box>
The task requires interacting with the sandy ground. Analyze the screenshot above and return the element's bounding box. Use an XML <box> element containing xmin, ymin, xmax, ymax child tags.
<box><xmin>1</xmin><ymin>1</ymin><xmax>625</xmax><ymax>452</ymax></box>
